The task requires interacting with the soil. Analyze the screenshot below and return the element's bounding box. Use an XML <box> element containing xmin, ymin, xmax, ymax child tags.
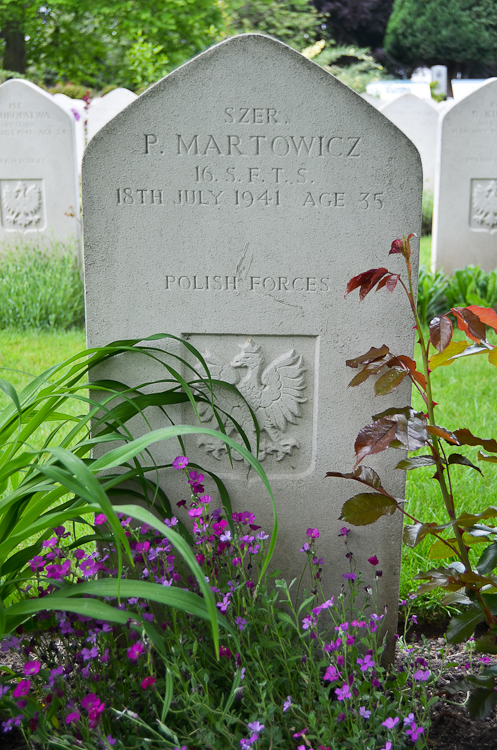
<box><xmin>3</xmin><ymin>634</ymin><xmax>497</xmax><ymax>749</ymax></box>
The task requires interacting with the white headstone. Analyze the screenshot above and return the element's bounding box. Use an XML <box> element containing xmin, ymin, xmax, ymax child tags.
<box><xmin>367</xmin><ymin>80</ymin><xmax>432</xmax><ymax>101</ymax></box>
<box><xmin>52</xmin><ymin>93</ymin><xmax>86</xmax><ymax>170</ymax></box>
<box><xmin>0</xmin><ymin>80</ymin><xmax>80</xmax><ymax>245</ymax></box>
<box><xmin>86</xmin><ymin>88</ymin><xmax>138</xmax><ymax>142</ymax></box>
<box><xmin>451</xmin><ymin>79</ymin><xmax>487</xmax><ymax>101</ymax></box>
<box><xmin>83</xmin><ymin>35</ymin><xmax>421</xmax><ymax>640</ymax></box>
<box><xmin>431</xmin><ymin>65</ymin><xmax>447</xmax><ymax>96</ymax></box>
<box><xmin>411</xmin><ymin>67</ymin><xmax>432</xmax><ymax>84</ymax></box>
<box><xmin>360</xmin><ymin>92</ymin><xmax>382</xmax><ymax>108</ymax></box>
<box><xmin>433</xmin><ymin>78</ymin><xmax>497</xmax><ymax>273</ymax></box>
<box><xmin>381</xmin><ymin>94</ymin><xmax>439</xmax><ymax>190</ymax></box>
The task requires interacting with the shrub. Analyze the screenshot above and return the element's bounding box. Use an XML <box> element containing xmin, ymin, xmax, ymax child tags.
<box><xmin>0</xmin><ymin>240</ymin><xmax>84</xmax><ymax>330</ymax></box>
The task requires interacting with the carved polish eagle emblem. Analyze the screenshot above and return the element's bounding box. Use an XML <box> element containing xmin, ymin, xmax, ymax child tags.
<box><xmin>197</xmin><ymin>339</ymin><xmax>307</xmax><ymax>461</ymax></box>
<box><xmin>471</xmin><ymin>179</ymin><xmax>497</xmax><ymax>230</ymax></box>
<box><xmin>2</xmin><ymin>181</ymin><xmax>42</xmax><ymax>230</ymax></box>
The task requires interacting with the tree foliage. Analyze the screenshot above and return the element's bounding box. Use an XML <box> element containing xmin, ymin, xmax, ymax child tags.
<box><xmin>312</xmin><ymin>0</ymin><xmax>393</xmax><ymax>49</ymax></box>
<box><xmin>226</xmin><ymin>0</ymin><xmax>322</xmax><ymax>50</ymax></box>
<box><xmin>385</xmin><ymin>0</ymin><xmax>497</xmax><ymax>80</ymax></box>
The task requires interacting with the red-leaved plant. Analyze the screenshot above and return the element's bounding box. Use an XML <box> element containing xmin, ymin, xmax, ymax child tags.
<box><xmin>330</xmin><ymin>234</ymin><xmax>497</xmax><ymax>718</ymax></box>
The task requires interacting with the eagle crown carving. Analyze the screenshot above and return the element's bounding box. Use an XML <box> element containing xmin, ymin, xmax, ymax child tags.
<box><xmin>197</xmin><ymin>338</ymin><xmax>307</xmax><ymax>462</ymax></box>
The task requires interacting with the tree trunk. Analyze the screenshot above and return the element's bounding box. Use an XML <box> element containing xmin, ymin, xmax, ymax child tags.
<box><xmin>445</xmin><ymin>60</ymin><xmax>461</xmax><ymax>99</ymax></box>
<box><xmin>3</xmin><ymin>21</ymin><xmax>26</xmax><ymax>73</ymax></box>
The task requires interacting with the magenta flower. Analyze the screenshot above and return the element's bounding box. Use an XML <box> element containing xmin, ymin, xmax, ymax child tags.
<box><xmin>65</xmin><ymin>710</ymin><xmax>80</xmax><ymax>724</ymax></box>
<box><xmin>323</xmin><ymin>665</ymin><xmax>341</xmax><ymax>682</ymax></box>
<box><xmin>382</xmin><ymin>716</ymin><xmax>400</xmax><ymax>729</ymax></box>
<box><xmin>293</xmin><ymin>728</ymin><xmax>307</xmax><ymax>738</ymax></box>
<box><xmin>80</xmin><ymin>558</ymin><xmax>98</xmax><ymax>576</ymax></box>
<box><xmin>219</xmin><ymin>646</ymin><xmax>232</xmax><ymax>659</ymax></box>
<box><xmin>141</xmin><ymin>676</ymin><xmax>157</xmax><ymax>689</ymax></box>
<box><xmin>283</xmin><ymin>695</ymin><xmax>292</xmax><ymax>712</ymax></box>
<box><xmin>24</xmin><ymin>661</ymin><xmax>41</xmax><ymax>676</ymax></box>
<box><xmin>338</xmin><ymin>527</ymin><xmax>350</xmax><ymax>537</ymax></box>
<box><xmin>357</xmin><ymin>654</ymin><xmax>375</xmax><ymax>671</ymax></box>
<box><xmin>127</xmin><ymin>642</ymin><xmax>145</xmax><ymax>661</ymax></box>
<box><xmin>380</xmin><ymin>744</ymin><xmax>392</xmax><ymax>750</ymax></box>
<box><xmin>335</xmin><ymin>683</ymin><xmax>351</xmax><ymax>701</ymax></box>
<box><xmin>81</xmin><ymin>693</ymin><xmax>100</xmax><ymax>711</ymax></box>
<box><xmin>172</xmin><ymin>456</ymin><xmax>189</xmax><ymax>470</ymax></box>
<box><xmin>188</xmin><ymin>507</ymin><xmax>203</xmax><ymax>518</ymax></box>
<box><xmin>232</xmin><ymin>556</ymin><xmax>242</xmax><ymax>566</ymax></box>
<box><xmin>306</xmin><ymin>528</ymin><xmax>319</xmax><ymax>538</ymax></box>
<box><xmin>29</xmin><ymin>555</ymin><xmax>46</xmax><ymax>572</ymax></box>
<box><xmin>413</xmin><ymin>669</ymin><xmax>430</xmax><ymax>682</ymax></box>
<box><xmin>212</xmin><ymin>519</ymin><xmax>227</xmax><ymax>535</ymax></box>
<box><xmin>199</xmin><ymin>494</ymin><xmax>211</xmax><ymax>504</ymax></box>
<box><xmin>368</xmin><ymin>555</ymin><xmax>379</xmax><ymax>565</ymax></box>
<box><xmin>13</xmin><ymin>680</ymin><xmax>30</xmax><ymax>698</ymax></box>
<box><xmin>42</xmin><ymin>537</ymin><xmax>58</xmax><ymax>548</ymax></box>
<box><xmin>94</xmin><ymin>514</ymin><xmax>107</xmax><ymax>525</ymax></box>
<box><xmin>405</xmin><ymin>722</ymin><xmax>424</xmax><ymax>741</ymax></box>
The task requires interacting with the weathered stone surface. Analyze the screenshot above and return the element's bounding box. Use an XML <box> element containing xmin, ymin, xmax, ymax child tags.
<box><xmin>87</xmin><ymin>88</ymin><xmax>137</xmax><ymax>142</ymax></box>
<box><xmin>83</xmin><ymin>35</ymin><xmax>421</xmax><ymax>645</ymax></box>
<box><xmin>0</xmin><ymin>79</ymin><xmax>80</xmax><ymax>245</ymax></box>
<box><xmin>433</xmin><ymin>79</ymin><xmax>497</xmax><ymax>273</ymax></box>
<box><xmin>52</xmin><ymin>93</ymin><xmax>86</xmax><ymax>170</ymax></box>
<box><xmin>381</xmin><ymin>94</ymin><xmax>439</xmax><ymax>191</ymax></box>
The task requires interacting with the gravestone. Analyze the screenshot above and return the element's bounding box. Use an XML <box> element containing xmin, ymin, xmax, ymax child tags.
<box><xmin>451</xmin><ymin>79</ymin><xmax>487</xmax><ymax>101</ymax></box>
<box><xmin>83</xmin><ymin>34</ymin><xmax>421</xmax><ymax>645</ymax></box>
<box><xmin>432</xmin><ymin>66</ymin><xmax>447</xmax><ymax>96</ymax></box>
<box><xmin>86</xmin><ymin>88</ymin><xmax>138</xmax><ymax>142</ymax></box>
<box><xmin>367</xmin><ymin>80</ymin><xmax>431</xmax><ymax>101</ymax></box>
<box><xmin>381</xmin><ymin>94</ymin><xmax>439</xmax><ymax>191</ymax></box>
<box><xmin>360</xmin><ymin>93</ymin><xmax>382</xmax><ymax>109</ymax></box>
<box><xmin>0</xmin><ymin>80</ymin><xmax>80</xmax><ymax>245</ymax></box>
<box><xmin>52</xmin><ymin>93</ymin><xmax>86</xmax><ymax>170</ymax></box>
<box><xmin>433</xmin><ymin>78</ymin><xmax>497</xmax><ymax>273</ymax></box>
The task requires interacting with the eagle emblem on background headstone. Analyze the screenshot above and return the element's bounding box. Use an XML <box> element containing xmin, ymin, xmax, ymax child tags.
<box><xmin>197</xmin><ymin>339</ymin><xmax>307</xmax><ymax>461</ymax></box>
<box><xmin>471</xmin><ymin>179</ymin><xmax>497</xmax><ymax>230</ymax></box>
<box><xmin>2</xmin><ymin>181</ymin><xmax>42</xmax><ymax>230</ymax></box>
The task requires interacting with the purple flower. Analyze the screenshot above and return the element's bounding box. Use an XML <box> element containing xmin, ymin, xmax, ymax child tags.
<box><xmin>188</xmin><ymin>507</ymin><xmax>203</xmax><ymax>518</ymax></box>
<box><xmin>248</xmin><ymin>721</ymin><xmax>264</xmax><ymax>733</ymax></box>
<box><xmin>338</xmin><ymin>527</ymin><xmax>350</xmax><ymax>537</ymax></box>
<box><xmin>413</xmin><ymin>669</ymin><xmax>430</xmax><ymax>682</ymax></box>
<box><xmin>217</xmin><ymin>593</ymin><xmax>232</xmax><ymax>613</ymax></box>
<box><xmin>70</xmin><ymin>108</ymin><xmax>81</xmax><ymax>121</ymax></box>
<box><xmin>232</xmin><ymin>557</ymin><xmax>242</xmax><ymax>566</ymax></box>
<box><xmin>382</xmin><ymin>716</ymin><xmax>400</xmax><ymax>729</ymax></box>
<box><xmin>172</xmin><ymin>456</ymin><xmax>189</xmax><ymax>470</ymax></box>
<box><xmin>106</xmin><ymin>737</ymin><xmax>117</xmax><ymax>746</ymax></box>
<box><xmin>283</xmin><ymin>695</ymin><xmax>292</xmax><ymax>712</ymax></box>
<box><xmin>82</xmin><ymin>646</ymin><xmax>98</xmax><ymax>661</ymax></box>
<box><xmin>380</xmin><ymin>744</ymin><xmax>392</xmax><ymax>750</ymax></box>
<box><xmin>80</xmin><ymin>558</ymin><xmax>98</xmax><ymax>576</ymax></box>
<box><xmin>351</xmin><ymin>619</ymin><xmax>365</xmax><ymax>627</ymax></box>
<box><xmin>342</xmin><ymin>572</ymin><xmax>357</xmax><ymax>580</ymax></box>
<box><xmin>240</xmin><ymin>734</ymin><xmax>258</xmax><ymax>748</ymax></box>
<box><xmin>219</xmin><ymin>646</ymin><xmax>232</xmax><ymax>659</ymax></box>
<box><xmin>94</xmin><ymin>514</ymin><xmax>107</xmax><ymax>525</ymax></box>
<box><xmin>323</xmin><ymin>665</ymin><xmax>341</xmax><ymax>682</ymax></box>
<box><xmin>235</xmin><ymin>617</ymin><xmax>247</xmax><ymax>631</ymax></box>
<box><xmin>357</xmin><ymin>654</ymin><xmax>375</xmax><ymax>671</ymax></box>
<box><xmin>42</xmin><ymin>537</ymin><xmax>58</xmax><ymax>549</ymax></box>
<box><xmin>306</xmin><ymin>528</ymin><xmax>319</xmax><ymax>538</ymax></box>
<box><xmin>335</xmin><ymin>683</ymin><xmax>351</xmax><ymax>701</ymax></box>
<box><xmin>405</xmin><ymin>722</ymin><xmax>424</xmax><ymax>741</ymax></box>
<box><xmin>335</xmin><ymin>622</ymin><xmax>349</xmax><ymax>632</ymax></box>
<box><xmin>66</xmin><ymin>710</ymin><xmax>80</xmax><ymax>724</ymax></box>
<box><xmin>299</xmin><ymin>542</ymin><xmax>310</xmax><ymax>552</ymax></box>
<box><xmin>29</xmin><ymin>555</ymin><xmax>46</xmax><ymax>572</ymax></box>
<box><xmin>24</xmin><ymin>661</ymin><xmax>41</xmax><ymax>676</ymax></box>
<box><xmin>403</xmin><ymin>713</ymin><xmax>415</xmax><ymax>725</ymax></box>
<box><xmin>359</xmin><ymin>706</ymin><xmax>371</xmax><ymax>719</ymax></box>
<box><xmin>13</xmin><ymin>679</ymin><xmax>30</xmax><ymax>698</ymax></box>
<box><xmin>293</xmin><ymin>728</ymin><xmax>307</xmax><ymax>738</ymax></box>
<box><xmin>127</xmin><ymin>642</ymin><xmax>145</xmax><ymax>661</ymax></box>
<box><xmin>368</xmin><ymin>555</ymin><xmax>379</xmax><ymax>565</ymax></box>
<box><xmin>302</xmin><ymin>616</ymin><xmax>314</xmax><ymax>630</ymax></box>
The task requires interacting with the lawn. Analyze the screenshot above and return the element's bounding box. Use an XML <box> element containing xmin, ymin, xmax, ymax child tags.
<box><xmin>2</xmin><ymin>234</ymin><xmax>496</xmax><ymax>615</ymax></box>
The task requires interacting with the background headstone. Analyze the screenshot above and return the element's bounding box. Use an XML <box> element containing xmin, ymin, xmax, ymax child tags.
<box><xmin>433</xmin><ymin>78</ymin><xmax>497</xmax><ymax>273</ymax></box>
<box><xmin>381</xmin><ymin>94</ymin><xmax>439</xmax><ymax>191</ymax></box>
<box><xmin>86</xmin><ymin>88</ymin><xmax>138</xmax><ymax>142</ymax></box>
<box><xmin>367</xmin><ymin>80</ymin><xmax>431</xmax><ymax>101</ymax></box>
<box><xmin>83</xmin><ymin>34</ymin><xmax>421</xmax><ymax>643</ymax></box>
<box><xmin>0</xmin><ymin>80</ymin><xmax>80</xmax><ymax>246</ymax></box>
<box><xmin>360</xmin><ymin>93</ymin><xmax>382</xmax><ymax>108</ymax></box>
<box><xmin>431</xmin><ymin>65</ymin><xmax>448</xmax><ymax>96</ymax></box>
<box><xmin>451</xmin><ymin>79</ymin><xmax>487</xmax><ymax>101</ymax></box>
<box><xmin>52</xmin><ymin>93</ymin><xmax>86</xmax><ymax>170</ymax></box>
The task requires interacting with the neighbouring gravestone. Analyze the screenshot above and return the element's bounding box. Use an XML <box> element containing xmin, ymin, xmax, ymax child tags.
<box><xmin>366</xmin><ymin>80</ymin><xmax>431</xmax><ymax>101</ymax></box>
<box><xmin>0</xmin><ymin>80</ymin><xmax>80</xmax><ymax>245</ymax></box>
<box><xmin>86</xmin><ymin>88</ymin><xmax>138</xmax><ymax>142</ymax></box>
<box><xmin>52</xmin><ymin>93</ymin><xmax>86</xmax><ymax>171</ymax></box>
<box><xmin>451</xmin><ymin>79</ymin><xmax>487</xmax><ymax>101</ymax></box>
<box><xmin>380</xmin><ymin>94</ymin><xmax>439</xmax><ymax>191</ymax></box>
<box><xmin>433</xmin><ymin>78</ymin><xmax>497</xmax><ymax>273</ymax></box>
<box><xmin>83</xmin><ymin>34</ymin><xmax>421</xmax><ymax>644</ymax></box>
<box><xmin>431</xmin><ymin>65</ymin><xmax>448</xmax><ymax>96</ymax></box>
<box><xmin>360</xmin><ymin>93</ymin><xmax>382</xmax><ymax>109</ymax></box>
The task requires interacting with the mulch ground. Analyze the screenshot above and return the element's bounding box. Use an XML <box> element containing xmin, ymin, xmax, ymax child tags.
<box><xmin>3</xmin><ymin>633</ymin><xmax>497</xmax><ymax>749</ymax></box>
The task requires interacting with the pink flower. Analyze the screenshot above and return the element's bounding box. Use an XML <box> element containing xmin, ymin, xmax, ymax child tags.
<box><xmin>141</xmin><ymin>676</ymin><xmax>157</xmax><ymax>689</ymax></box>
<box><xmin>24</xmin><ymin>661</ymin><xmax>40</xmax><ymax>676</ymax></box>
<box><xmin>13</xmin><ymin>680</ymin><xmax>30</xmax><ymax>698</ymax></box>
<box><xmin>188</xmin><ymin>507</ymin><xmax>203</xmax><ymax>518</ymax></box>
<box><xmin>94</xmin><ymin>514</ymin><xmax>107</xmax><ymax>525</ymax></box>
<box><xmin>65</xmin><ymin>710</ymin><xmax>80</xmax><ymax>724</ymax></box>
<box><xmin>172</xmin><ymin>456</ymin><xmax>189</xmax><ymax>470</ymax></box>
<box><xmin>323</xmin><ymin>665</ymin><xmax>341</xmax><ymax>682</ymax></box>
<box><xmin>306</xmin><ymin>528</ymin><xmax>319</xmax><ymax>538</ymax></box>
<box><xmin>382</xmin><ymin>716</ymin><xmax>400</xmax><ymax>729</ymax></box>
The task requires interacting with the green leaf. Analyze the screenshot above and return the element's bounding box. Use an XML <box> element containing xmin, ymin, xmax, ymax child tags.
<box><xmin>446</xmin><ymin>608</ymin><xmax>485</xmax><ymax>644</ymax></box>
<box><xmin>447</xmin><ymin>453</ymin><xmax>483</xmax><ymax>475</ymax></box>
<box><xmin>477</xmin><ymin>543</ymin><xmax>497</xmax><ymax>575</ymax></box>
<box><xmin>161</xmin><ymin>669</ymin><xmax>174</xmax><ymax>723</ymax></box>
<box><xmin>277</xmin><ymin>611</ymin><xmax>298</xmax><ymax>631</ymax></box>
<box><xmin>403</xmin><ymin>522</ymin><xmax>438</xmax><ymax>548</ymax></box>
<box><xmin>475</xmin><ymin>632</ymin><xmax>497</xmax><ymax>655</ymax></box>
<box><xmin>428</xmin><ymin>538</ymin><xmax>459</xmax><ymax>559</ymax></box>
<box><xmin>340</xmin><ymin>493</ymin><xmax>397</xmax><ymax>526</ymax></box>
<box><xmin>429</xmin><ymin>340</ymin><xmax>469</xmax><ymax>369</ymax></box>
<box><xmin>467</xmin><ymin>688</ymin><xmax>497</xmax><ymax>721</ymax></box>
<box><xmin>478</xmin><ymin>452</ymin><xmax>497</xmax><ymax>464</ymax></box>
<box><xmin>395</xmin><ymin>455</ymin><xmax>436</xmax><ymax>470</ymax></box>
<box><xmin>458</xmin><ymin>507</ymin><xmax>497</xmax><ymax>526</ymax></box>
<box><xmin>374</xmin><ymin>367</ymin><xmax>407</xmax><ymax>396</ymax></box>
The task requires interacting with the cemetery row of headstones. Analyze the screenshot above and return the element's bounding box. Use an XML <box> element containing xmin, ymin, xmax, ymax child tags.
<box><xmin>0</xmin><ymin>45</ymin><xmax>496</xmax><ymax>274</ymax></box>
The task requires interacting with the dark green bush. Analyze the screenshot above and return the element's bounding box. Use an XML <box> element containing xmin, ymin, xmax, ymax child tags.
<box><xmin>417</xmin><ymin>264</ymin><xmax>497</xmax><ymax>326</ymax></box>
<box><xmin>421</xmin><ymin>190</ymin><xmax>433</xmax><ymax>236</ymax></box>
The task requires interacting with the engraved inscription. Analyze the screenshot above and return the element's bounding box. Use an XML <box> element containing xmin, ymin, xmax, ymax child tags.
<box><xmin>0</xmin><ymin>180</ymin><xmax>44</xmax><ymax>231</ymax></box>
<box><xmin>197</xmin><ymin>338</ymin><xmax>306</xmax><ymax>461</ymax></box>
<box><xmin>165</xmin><ymin>274</ymin><xmax>331</xmax><ymax>292</ymax></box>
<box><xmin>470</xmin><ymin>179</ymin><xmax>497</xmax><ymax>230</ymax></box>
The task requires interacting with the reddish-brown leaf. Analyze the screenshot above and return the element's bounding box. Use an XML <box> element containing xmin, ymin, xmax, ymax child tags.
<box><xmin>345</xmin><ymin>268</ymin><xmax>389</xmax><ymax>300</ymax></box>
<box><xmin>389</xmin><ymin>238</ymin><xmax>403</xmax><ymax>255</ymax></box>
<box><xmin>427</xmin><ymin>425</ymin><xmax>461</xmax><ymax>445</ymax></box>
<box><xmin>354</xmin><ymin>418</ymin><xmax>397</xmax><ymax>467</ymax></box>
<box><xmin>467</xmin><ymin>305</ymin><xmax>497</xmax><ymax>334</ymax></box>
<box><xmin>346</xmin><ymin>344</ymin><xmax>390</xmax><ymax>369</ymax></box>
<box><xmin>429</xmin><ymin>316</ymin><xmax>453</xmax><ymax>353</ymax></box>
<box><xmin>376</xmin><ymin>273</ymin><xmax>400</xmax><ymax>293</ymax></box>
<box><xmin>348</xmin><ymin>362</ymin><xmax>386</xmax><ymax>387</ymax></box>
<box><xmin>451</xmin><ymin>307</ymin><xmax>486</xmax><ymax>343</ymax></box>
<box><xmin>326</xmin><ymin>466</ymin><xmax>389</xmax><ymax>495</ymax></box>
<box><xmin>374</xmin><ymin>367</ymin><xmax>408</xmax><ymax>396</ymax></box>
<box><xmin>412</xmin><ymin>370</ymin><xmax>427</xmax><ymax>390</ymax></box>
<box><xmin>453</xmin><ymin>428</ymin><xmax>497</xmax><ymax>454</ymax></box>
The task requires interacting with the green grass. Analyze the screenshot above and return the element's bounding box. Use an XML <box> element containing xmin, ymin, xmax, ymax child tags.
<box><xmin>1</xmin><ymin>318</ymin><xmax>495</xmax><ymax>619</ymax></box>
<box><xmin>419</xmin><ymin>235</ymin><xmax>431</xmax><ymax>268</ymax></box>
